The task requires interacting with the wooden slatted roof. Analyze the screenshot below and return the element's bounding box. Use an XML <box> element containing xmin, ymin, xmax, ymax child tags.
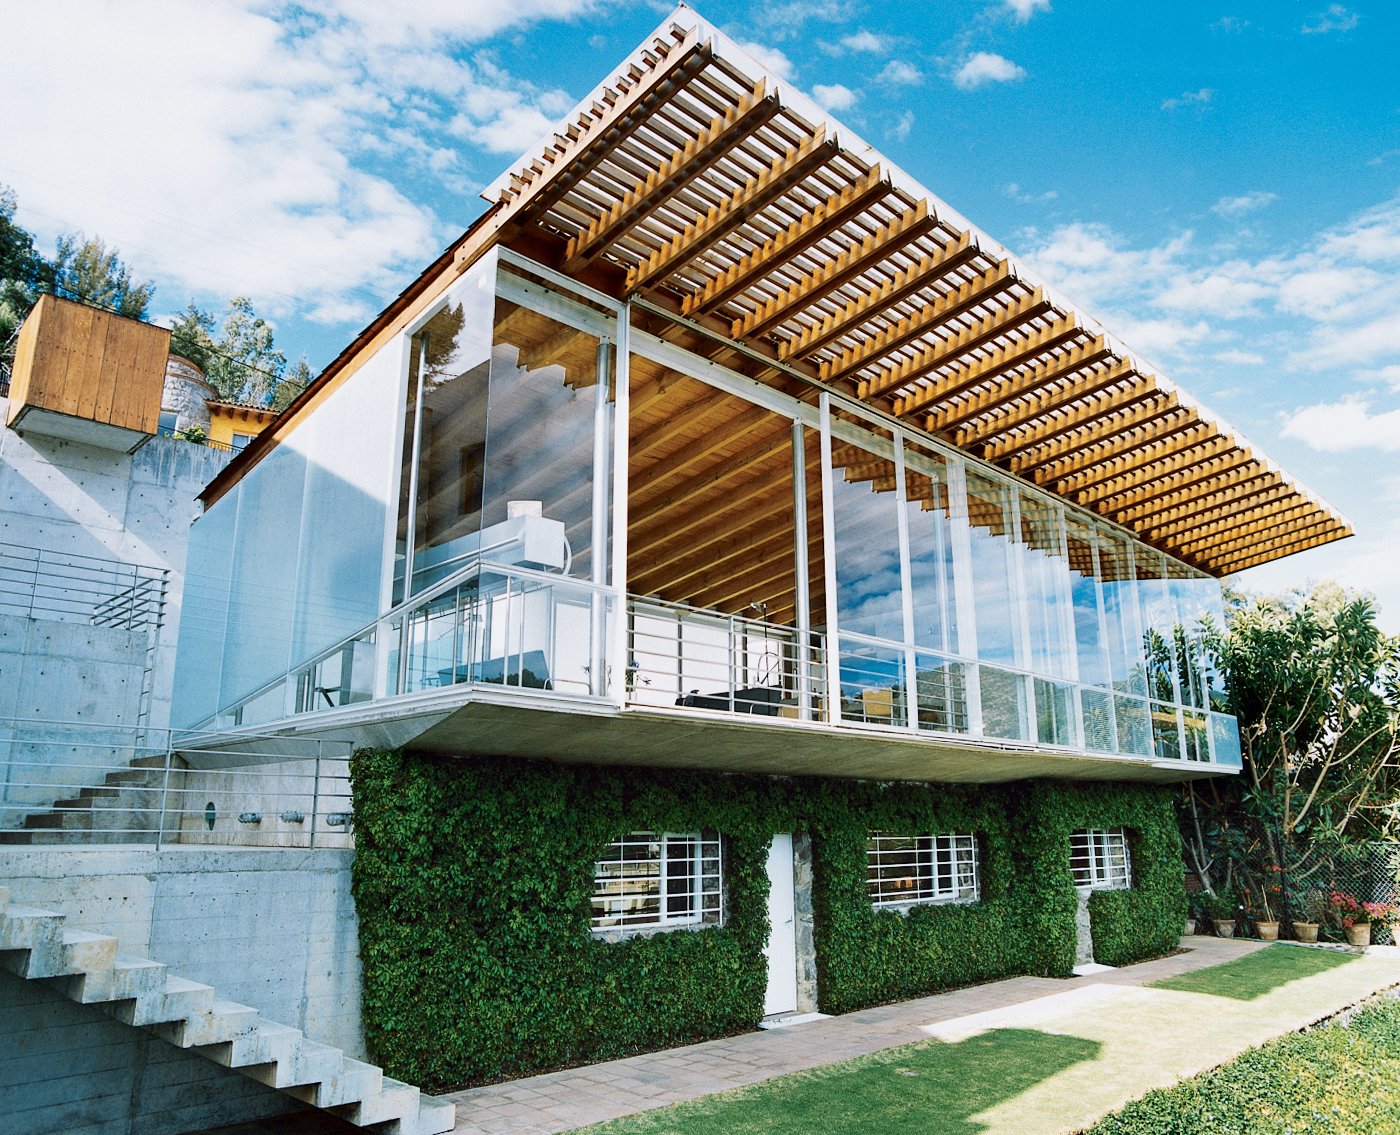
<box><xmin>481</xmin><ymin>12</ymin><xmax>1350</xmax><ymax>577</ymax></box>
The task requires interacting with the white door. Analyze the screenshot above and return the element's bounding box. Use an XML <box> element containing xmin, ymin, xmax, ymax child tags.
<box><xmin>763</xmin><ymin>833</ymin><xmax>799</xmax><ymax>1017</ymax></box>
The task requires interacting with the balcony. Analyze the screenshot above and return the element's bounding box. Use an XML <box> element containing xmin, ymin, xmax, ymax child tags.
<box><xmin>190</xmin><ymin>561</ymin><xmax>1242</xmax><ymax>785</ymax></box>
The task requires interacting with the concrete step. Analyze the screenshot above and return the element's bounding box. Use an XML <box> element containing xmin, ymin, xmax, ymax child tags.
<box><xmin>0</xmin><ymin>904</ymin><xmax>65</xmax><ymax>976</ymax></box>
<box><xmin>152</xmin><ymin>997</ymin><xmax>261</xmax><ymax>1048</ymax></box>
<box><xmin>330</xmin><ymin>1077</ymin><xmax>420</xmax><ymax>1128</ymax></box>
<box><xmin>54</xmin><ymin>953</ymin><xmax>167</xmax><ymax>1005</ymax></box>
<box><xmin>109</xmin><ymin>973</ymin><xmax>217</xmax><ymax>1027</ymax></box>
<box><xmin>289</xmin><ymin>1056</ymin><xmax>382</xmax><ymax>1109</ymax></box>
<box><xmin>413</xmin><ymin>1097</ymin><xmax>458</xmax><ymax>1135</ymax></box>
<box><xmin>0</xmin><ymin>886</ymin><xmax>8</xmax><ymax>913</ymax></box>
<box><xmin>244</xmin><ymin>1035</ymin><xmax>344</xmax><ymax>1091</ymax></box>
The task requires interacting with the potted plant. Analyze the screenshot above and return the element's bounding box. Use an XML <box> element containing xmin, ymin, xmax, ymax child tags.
<box><xmin>1185</xmin><ymin>891</ymin><xmax>1211</xmax><ymax>935</ymax></box>
<box><xmin>1291</xmin><ymin>888</ymin><xmax>1325</xmax><ymax>943</ymax></box>
<box><xmin>1329</xmin><ymin>891</ymin><xmax>1392</xmax><ymax>947</ymax></box>
<box><xmin>1243</xmin><ymin>872</ymin><xmax>1282</xmax><ymax>940</ymax></box>
<box><xmin>1205</xmin><ymin>889</ymin><xmax>1239</xmax><ymax>938</ymax></box>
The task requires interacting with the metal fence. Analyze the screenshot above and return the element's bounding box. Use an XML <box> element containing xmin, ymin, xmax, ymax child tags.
<box><xmin>0</xmin><ymin>718</ymin><xmax>354</xmax><ymax>850</ymax></box>
<box><xmin>1288</xmin><ymin>843</ymin><xmax>1400</xmax><ymax>945</ymax></box>
<box><xmin>0</xmin><ymin>542</ymin><xmax>168</xmax><ymax>632</ymax></box>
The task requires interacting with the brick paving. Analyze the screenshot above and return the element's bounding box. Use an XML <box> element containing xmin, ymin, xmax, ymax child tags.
<box><xmin>442</xmin><ymin>936</ymin><xmax>1267</xmax><ymax>1134</ymax></box>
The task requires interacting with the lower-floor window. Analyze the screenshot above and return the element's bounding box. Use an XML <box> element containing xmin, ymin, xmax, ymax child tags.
<box><xmin>867</xmin><ymin>832</ymin><xmax>979</xmax><ymax>907</ymax></box>
<box><xmin>591</xmin><ymin>831</ymin><xmax>723</xmax><ymax>931</ymax></box>
<box><xmin>1070</xmin><ymin>828</ymin><xmax>1131</xmax><ymax>890</ymax></box>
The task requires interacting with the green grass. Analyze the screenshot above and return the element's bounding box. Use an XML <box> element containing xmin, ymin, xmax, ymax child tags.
<box><xmin>1148</xmin><ymin>944</ymin><xmax>1355</xmax><ymax>1001</ymax></box>
<box><xmin>1087</xmin><ymin>998</ymin><xmax>1400</xmax><ymax>1134</ymax></box>
<box><xmin>581</xmin><ymin>1029</ymin><xmax>1100</xmax><ymax>1135</ymax></box>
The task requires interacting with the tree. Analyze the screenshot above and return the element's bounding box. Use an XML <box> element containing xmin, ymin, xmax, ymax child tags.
<box><xmin>1181</xmin><ymin>584</ymin><xmax>1400</xmax><ymax>913</ymax></box>
<box><xmin>50</xmin><ymin>234</ymin><xmax>153</xmax><ymax>319</ymax></box>
<box><xmin>272</xmin><ymin>358</ymin><xmax>311</xmax><ymax>411</ymax></box>
<box><xmin>168</xmin><ymin>302</ymin><xmax>217</xmax><ymax>370</ymax></box>
<box><xmin>0</xmin><ymin>184</ymin><xmax>50</xmax><ymax>360</ymax></box>
<box><xmin>204</xmin><ymin>296</ymin><xmax>285</xmax><ymax>403</ymax></box>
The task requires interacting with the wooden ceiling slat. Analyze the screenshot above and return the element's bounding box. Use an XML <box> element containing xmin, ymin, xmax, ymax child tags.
<box><xmin>681</xmin><ymin>168</ymin><xmax>891</xmax><ymax>317</ymax></box>
<box><xmin>892</xmin><ymin>314</ymin><xmax>1081</xmax><ymax>417</ymax></box>
<box><xmin>924</xmin><ymin>336</ymin><xmax>1114</xmax><ymax>435</ymax></box>
<box><xmin>777</xmin><ymin>233</ymin><xmax>985</xmax><ymax>363</ymax></box>
<box><xmin>813</xmin><ymin>259</ymin><xmax>1014</xmax><ymax>384</ymax></box>
<box><xmin>1136</xmin><ymin>476</ymin><xmax>1289</xmax><ymax>535</ymax></box>
<box><xmin>563</xmin><ymin>79</ymin><xmax>781</xmax><ymax>271</ymax></box>
<box><xmin>1075</xmin><ymin>438</ymin><xmax>1241</xmax><ymax>508</ymax></box>
<box><xmin>1009</xmin><ymin>398</ymin><xmax>1186</xmax><ymax>477</ymax></box>
<box><xmin>949</xmin><ymin>356</ymin><xmax>1133</xmax><ymax>444</ymax></box>
<box><xmin>1033</xmin><ymin>416</ymin><xmax>1209</xmax><ymax>490</ymax></box>
<box><xmin>632</xmin><ymin>408</ymin><xmax>784</xmax><ymax>496</ymax></box>
<box><xmin>1100</xmin><ymin>456</ymin><xmax>1264</xmax><ymax>525</ymax></box>
<box><xmin>731</xmin><ymin>201</ymin><xmax>938</xmax><ymax>340</ymax></box>
<box><xmin>1210</xmin><ymin>524</ymin><xmax>1348</xmax><ymax>574</ymax></box>
<box><xmin>626</xmin><ymin>129</ymin><xmax>839</xmax><ymax>293</ymax></box>
<box><xmin>850</xmin><ymin>289</ymin><xmax>1053</xmax><ymax>400</ymax></box>
<box><xmin>1174</xmin><ymin>503</ymin><xmax>1323</xmax><ymax>557</ymax></box>
<box><xmin>977</xmin><ymin>377</ymin><xmax>1159</xmax><ymax>463</ymax></box>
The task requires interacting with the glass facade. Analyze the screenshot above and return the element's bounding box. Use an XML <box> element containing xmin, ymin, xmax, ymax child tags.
<box><xmin>174</xmin><ymin>247</ymin><xmax>1242</xmax><ymax>772</ymax></box>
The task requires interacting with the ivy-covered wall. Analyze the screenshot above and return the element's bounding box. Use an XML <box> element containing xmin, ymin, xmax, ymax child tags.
<box><xmin>350</xmin><ymin>750</ymin><xmax>1185</xmax><ymax>1091</ymax></box>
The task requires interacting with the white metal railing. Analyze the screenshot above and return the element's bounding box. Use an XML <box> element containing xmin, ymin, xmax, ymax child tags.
<box><xmin>0</xmin><ymin>541</ymin><xmax>168</xmax><ymax>632</ymax></box>
<box><xmin>0</xmin><ymin>718</ymin><xmax>354</xmax><ymax>849</ymax></box>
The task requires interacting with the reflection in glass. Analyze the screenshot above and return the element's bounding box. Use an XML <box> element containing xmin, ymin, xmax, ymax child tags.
<box><xmin>965</xmin><ymin>472</ymin><xmax>1019</xmax><ymax>667</ymax></box>
<box><xmin>829</xmin><ymin>434</ymin><xmax>904</xmax><ymax>642</ymax></box>
<box><xmin>1019</xmin><ymin>492</ymin><xmax>1073</xmax><ymax>680</ymax></box>
<box><xmin>904</xmin><ymin>445</ymin><xmax>958</xmax><ymax>655</ymax></box>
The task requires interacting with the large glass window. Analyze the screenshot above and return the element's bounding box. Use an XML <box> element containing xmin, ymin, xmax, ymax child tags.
<box><xmin>964</xmin><ymin>471</ymin><xmax>1019</xmax><ymax>667</ymax></box>
<box><xmin>903</xmin><ymin>443</ymin><xmax>959</xmax><ymax>657</ymax></box>
<box><xmin>828</xmin><ymin>426</ymin><xmax>904</xmax><ymax>643</ymax></box>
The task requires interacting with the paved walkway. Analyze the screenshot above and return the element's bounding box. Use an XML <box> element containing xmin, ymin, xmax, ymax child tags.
<box><xmin>442</xmin><ymin>936</ymin><xmax>1336</xmax><ymax>1135</ymax></box>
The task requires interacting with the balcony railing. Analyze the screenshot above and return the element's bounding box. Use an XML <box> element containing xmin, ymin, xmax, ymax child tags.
<box><xmin>208</xmin><ymin>564</ymin><xmax>1242</xmax><ymax>770</ymax></box>
<box><xmin>0</xmin><ymin>541</ymin><xmax>169</xmax><ymax>632</ymax></box>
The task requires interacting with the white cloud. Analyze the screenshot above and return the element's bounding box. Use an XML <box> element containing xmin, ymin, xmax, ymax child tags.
<box><xmin>1281</xmin><ymin>397</ymin><xmax>1400</xmax><ymax>451</ymax></box>
<box><xmin>888</xmin><ymin>110</ymin><xmax>915</xmax><ymax>142</ymax></box>
<box><xmin>736</xmin><ymin>40</ymin><xmax>796</xmax><ymax>80</ymax></box>
<box><xmin>0</xmin><ymin>0</ymin><xmax>600</xmax><ymax>332</ymax></box>
<box><xmin>1005</xmin><ymin>0</ymin><xmax>1051</xmax><ymax>22</ymax></box>
<box><xmin>1161</xmin><ymin>88</ymin><xmax>1213</xmax><ymax>111</ymax></box>
<box><xmin>1212</xmin><ymin>17</ymin><xmax>1248</xmax><ymax>32</ymax></box>
<box><xmin>1212</xmin><ymin>191</ymin><xmax>1278</xmax><ymax>217</ymax></box>
<box><xmin>812</xmin><ymin>83</ymin><xmax>859</xmax><ymax>112</ymax></box>
<box><xmin>1215</xmin><ymin>349</ymin><xmax>1266</xmax><ymax>366</ymax></box>
<box><xmin>1156</xmin><ymin>269</ymin><xmax>1274</xmax><ymax>319</ymax></box>
<box><xmin>877</xmin><ymin>60</ymin><xmax>923</xmax><ymax>86</ymax></box>
<box><xmin>1302</xmin><ymin>4</ymin><xmax>1359</xmax><ymax>34</ymax></box>
<box><xmin>952</xmin><ymin>52</ymin><xmax>1027</xmax><ymax>91</ymax></box>
<box><xmin>1004</xmin><ymin>182</ymin><xmax>1058</xmax><ymax>205</ymax></box>
<box><xmin>839</xmin><ymin>30</ymin><xmax>891</xmax><ymax>53</ymax></box>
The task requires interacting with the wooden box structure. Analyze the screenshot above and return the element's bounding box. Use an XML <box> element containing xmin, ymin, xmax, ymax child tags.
<box><xmin>7</xmin><ymin>294</ymin><xmax>171</xmax><ymax>452</ymax></box>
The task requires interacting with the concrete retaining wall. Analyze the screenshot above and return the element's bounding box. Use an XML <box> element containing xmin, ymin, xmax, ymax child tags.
<box><xmin>0</xmin><ymin>846</ymin><xmax>365</xmax><ymax>1057</ymax></box>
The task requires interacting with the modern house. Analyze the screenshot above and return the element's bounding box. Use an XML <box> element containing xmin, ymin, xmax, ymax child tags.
<box><xmin>1</xmin><ymin>8</ymin><xmax>1353</xmax><ymax>1132</ymax></box>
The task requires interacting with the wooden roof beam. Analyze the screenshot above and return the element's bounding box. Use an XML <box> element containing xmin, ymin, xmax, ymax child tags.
<box><xmin>977</xmin><ymin>377</ymin><xmax>1159</xmax><ymax>463</ymax></box>
<box><xmin>891</xmin><ymin>314</ymin><xmax>1083</xmax><ymax>417</ymax></box>
<box><xmin>631</xmin><ymin>411</ymin><xmax>786</xmax><ymax>497</ymax></box>
<box><xmin>627</xmin><ymin>128</ymin><xmax>839</xmax><ymax>293</ymax></box>
<box><xmin>776</xmin><ymin>233</ymin><xmax>984</xmax><ymax>363</ymax></box>
<box><xmin>681</xmin><ymin>168</ymin><xmax>892</xmax><ymax>317</ymax></box>
<box><xmin>1173</xmin><ymin>503</ymin><xmax>1327</xmax><ymax>558</ymax></box>
<box><xmin>500</xmin><ymin>28</ymin><xmax>711</xmax><ymax>219</ymax></box>
<box><xmin>1099</xmin><ymin>456</ymin><xmax>1265</xmax><ymax>525</ymax></box>
<box><xmin>1008</xmin><ymin>397</ymin><xmax>1187</xmax><ymax>477</ymax></box>
<box><xmin>851</xmin><ymin>288</ymin><xmax>1054</xmax><ymax>400</ymax></box>
<box><xmin>1135</xmin><ymin>475</ymin><xmax>1288</xmax><ymax>535</ymax></box>
<box><xmin>1210</xmin><ymin>524</ymin><xmax>1351</xmax><ymax>575</ymax></box>
<box><xmin>562</xmin><ymin>79</ymin><xmax>781</xmax><ymax>271</ymax></box>
<box><xmin>948</xmin><ymin>356</ymin><xmax>1133</xmax><ymax>445</ymax></box>
<box><xmin>631</xmin><ymin>384</ymin><xmax>730</xmax><ymax>459</ymax></box>
<box><xmin>731</xmin><ymin>201</ymin><xmax>939</xmax><ymax>340</ymax></box>
<box><xmin>1032</xmin><ymin>417</ymin><xmax>1211</xmax><ymax>491</ymax></box>
<box><xmin>1072</xmin><ymin>437</ymin><xmax>1241</xmax><ymax>507</ymax></box>
<box><xmin>923</xmin><ymin>336</ymin><xmax>1113</xmax><ymax>435</ymax></box>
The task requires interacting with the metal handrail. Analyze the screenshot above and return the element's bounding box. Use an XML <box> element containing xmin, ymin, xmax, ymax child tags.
<box><xmin>0</xmin><ymin>541</ymin><xmax>168</xmax><ymax>631</ymax></box>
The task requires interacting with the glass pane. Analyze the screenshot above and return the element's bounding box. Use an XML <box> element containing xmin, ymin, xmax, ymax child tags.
<box><xmin>1152</xmin><ymin>702</ymin><xmax>1182</xmax><ymax>760</ymax></box>
<box><xmin>1097</xmin><ymin>528</ymin><xmax>1147</xmax><ymax>697</ymax></box>
<box><xmin>1019</xmin><ymin>492</ymin><xmax>1073</xmax><ymax>679</ymax></box>
<box><xmin>1034</xmin><ymin>677</ymin><xmax>1074</xmax><ymax>746</ymax></box>
<box><xmin>904</xmin><ymin>444</ymin><xmax>958</xmax><ymax>654</ymax></box>
<box><xmin>1115</xmin><ymin>694</ymin><xmax>1152</xmax><ymax>756</ymax></box>
<box><xmin>1135</xmin><ymin>549</ymin><xmax>1179</xmax><ymax>704</ymax></box>
<box><xmin>913</xmin><ymin>653</ymin><xmax>969</xmax><ymax>734</ymax></box>
<box><xmin>1080</xmin><ymin>687</ymin><xmax>1115</xmax><ymax>753</ymax></box>
<box><xmin>1066</xmin><ymin>517</ymin><xmax>1109</xmax><ymax>689</ymax></box>
<box><xmin>838</xmin><ymin>638</ymin><xmax>907</xmax><ymax>727</ymax></box>
<box><xmin>829</xmin><ymin>428</ymin><xmax>904</xmax><ymax>642</ymax></box>
<box><xmin>964</xmin><ymin>472</ymin><xmax>1019</xmax><ymax>666</ymax></box>
<box><xmin>980</xmin><ymin>664</ymin><xmax>1028</xmax><ymax>741</ymax></box>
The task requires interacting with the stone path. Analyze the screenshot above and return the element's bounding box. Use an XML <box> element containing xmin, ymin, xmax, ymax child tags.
<box><xmin>445</xmin><ymin>936</ymin><xmax>1294</xmax><ymax>1134</ymax></box>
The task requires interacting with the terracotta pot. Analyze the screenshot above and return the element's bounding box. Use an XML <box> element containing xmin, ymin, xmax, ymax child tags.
<box><xmin>1256</xmin><ymin>920</ymin><xmax>1279</xmax><ymax>941</ymax></box>
<box><xmin>1345</xmin><ymin>922</ymin><xmax>1372</xmax><ymax>947</ymax></box>
<box><xmin>1213</xmin><ymin>918</ymin><xmax>1236</xmax><ymax>938</ymax></box>
<box><xmin>1184</xmin><ymin>918</ymin><xmax>1197</xmax><ymax>936</ymax></box>
<box><xmin>1292</xmin><ymin>921</ymin><xmax>1320</xmax><ymax>944</ymax></box>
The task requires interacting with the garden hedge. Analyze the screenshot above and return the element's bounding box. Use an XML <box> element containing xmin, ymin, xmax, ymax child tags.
<box><xmin>350</xmin><ymin>749</ymin><xmax>1185</xmax><ymax>1090</ymax></box>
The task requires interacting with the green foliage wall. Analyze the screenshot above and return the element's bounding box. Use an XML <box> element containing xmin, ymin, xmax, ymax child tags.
<box><xmin>350</xmin><ymin>749</ymin><xmax>1185</xmax><ymax>1091</ymax></box>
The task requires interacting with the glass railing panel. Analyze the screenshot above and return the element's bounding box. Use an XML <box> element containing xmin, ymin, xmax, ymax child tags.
<box><xmin>837</xmin><ymin>638</ymin><xmax>908</xmax><ymax>728</ymax></box>
<box><xmin>1151</xmin><ymin>702</ymin><xmax>1182</xmax><ymax>760</ymax></box>
<box><xmin>912</xmin><ymin>652</ymin><xmax>968</xmax><ymax>734</ymax></box>
<box><xmin>1209</xmin><ymin>712</ymin><xmax>1243</xmax><ymax>768</ymax></box>
<box><xmin>1034</xmin><ymin>678</ymin><xmax>1075</xmax><ymax>747</ymax></box>
<box><xmin>980</xmin><ymin>665</ymin><xmax>1029</xmax><ymax>742</ymax></box>
<box><xmin>1080</xmin><ymin>688</ymin><xmax>1115</xmax><ymax>753</ymax></box>
<box><xmin>1182</xmin><ymin>710</ymin><xmax>1210</xmax><ymax>762</ymax></box>
<box><xmin>1115</xmin><ymin>694</ymin><xmax>1152</xmax><ymax>757</ymax></box>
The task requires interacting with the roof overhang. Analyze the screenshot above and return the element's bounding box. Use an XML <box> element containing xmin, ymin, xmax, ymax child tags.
<box><xmin>206</xmin><ymin>7</ymin><xmax>1350</xmax><ymax>576</ymax></box>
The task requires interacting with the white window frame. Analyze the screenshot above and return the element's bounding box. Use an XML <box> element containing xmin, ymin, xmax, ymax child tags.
<box><xmin>590</xmin><ymin>831</ymin><xmax>723</xmax><ymax>933</ymax></box>
<box><xmin>1070</xmin><ymin>828</ymin><xmax>1132</xmax><ymax>891</ymax></box>
<box><xmin>867</xmin><ymin>832</ymin><xmax>979</xmax><ymax>908</ymax></box>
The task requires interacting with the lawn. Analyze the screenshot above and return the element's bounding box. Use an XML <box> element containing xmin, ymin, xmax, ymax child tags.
<box><xmin>1148</xmin><ymin>943</ymin><xmax>1355</xmax><ymax>1000</ymax></box>
<box><xmin>579</xmin><ymin>945</ymin><xmax>1395</xmax><ymax>1135</ymax></box>
<box><xmin>1087</xmin><ymin>997</ymin><xmax>1400</xmax><ymax>1134</ymax></box>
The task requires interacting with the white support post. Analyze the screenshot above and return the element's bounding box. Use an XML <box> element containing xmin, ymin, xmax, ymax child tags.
<box><xmin>818</xmin><ymin>394</ymin><xmax>840</xmax><ymax>726</ymax></box>
<box><xmin>946</xmin><ymin>458</ymin><xmax>983</xmax><ymax>737</ymax></box>
<box><xmin>791</xmin><ymin>421</ymin><xmax>813</xmax><ymax>720</ymax></box>
<box><xmin>609</xmin><ymin>306</ymin><xmax>632</xmax><ymax>705</ymax></box>
<box><xmin>893</xmin><ymin>437</ymin><xmax>917</xmax><ymax>733</ymax></box>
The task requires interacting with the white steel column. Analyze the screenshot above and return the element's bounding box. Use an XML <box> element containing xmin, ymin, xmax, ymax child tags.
<box><xmin>892</xmin><ymin>437</ymin><xmax>917</xmax><ymax>732</ymax></box>
<box><xmin>818</xmin><ymin>394</ymin><xmax>840</xmax><ymax>726</ymax></box>
<box><xmin>590</xmin><ymin>338</ymin><xmax>613</xmax><ymax>697</ymax></box>
<box><xmin>946</xmin><ymin>458</ymin><xmax>984</xmax><ymax>737</ymax></box>
<box><xmin>609</xmin><ymin>307</ymin><xmax>632</xmax><ymax>706</ymax></box>
<box><xmin>791</xmin><ymin>421</ymin><xmax>813</xmax><ymax>721</ymax></box>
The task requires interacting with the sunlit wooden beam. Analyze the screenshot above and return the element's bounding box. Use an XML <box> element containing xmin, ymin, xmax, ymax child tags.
<box><xmin>1030</xmin><ymin>415</ymin><xmax>1208</xmax><ymax>490</ymax></box>
<box><xmin>948</xmin><ymin>356</ymin><xmax>1133</xmax><ymax>444</ymax></box>
<box><xmin>1210</xmin><ymin>523</ymin><xmax>1351</xmax><ymax>575</ymax></box>
<box><xmin>977</xmin><ymin>375</ymin><xmax>1157</xmax><ymax>462</ymax></box>
<box><xmin>563</xmin><ymin>80</ymin><xmax>781</xmax><ymax>271</ymax></box>
<box><xmin>631</xmin><ymin>410</ymin><xmax>785</xmax><ymax>497</ymax></box>
<box><xmin>731</xmin><ymin>201</ymin><xmax>939</xmax><ymax>340</ymax></box>
<box><xmin>1008</xmin><ymin>397</ymin><xmax>1186</xmax><ymax>477</ymax></box>
<box><xmin>1173</xmin><ymin>503</ymin><xmax>1325</xmax><ymax>558</ymax></box>
<box><xmin>1071</xmin><ymin>438</ymin><xmax>1240</xmax><ymax>507</ymax></box>
<box><xmin>1097</xmin><ymin>453</ymin><xmax>1261</xmax><ymax>522</ymax></box>
<box><xmin>628</xmin><ymin>129</ymin><xmax>838</xmax><ymax>293</ymax></box>
<box><xmin>1134</xmin><ymin>475</ymin><xmax>1287</xmax><ymax>534</ymax></box>
<box><xmin>681</xmin><ymin>168</ymin><xmax>891</xmax><ymax>317</ymax></box>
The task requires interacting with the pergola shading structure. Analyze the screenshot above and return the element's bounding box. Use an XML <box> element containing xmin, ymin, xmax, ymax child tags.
<box><xmin>465</xmin><ymin>18</ymin><xmax>1348</xmax><ymax>585</ymax></box>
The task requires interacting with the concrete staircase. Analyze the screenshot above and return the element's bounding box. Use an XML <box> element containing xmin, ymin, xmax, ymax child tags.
<box><xmin>0</xmin><ymin>886</ymin><xmax>455</xmax><ymax>1134</ymax></box>
<box><xmin>0</xmin><ymin>753</ymin><xmax>177</xmax><ymax>845</ymax></box>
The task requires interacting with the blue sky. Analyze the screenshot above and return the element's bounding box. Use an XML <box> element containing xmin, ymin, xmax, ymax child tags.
<box><xmin>2</xmin><ymin>1</ymin><xmax>1397</xmax><ymax>626</ymax></box>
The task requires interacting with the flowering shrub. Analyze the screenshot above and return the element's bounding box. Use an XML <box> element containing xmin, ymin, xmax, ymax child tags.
<box><xmin>1328</xmin><ymin>890</ymin><xmax>1394</xmax><ymax>929</ymax></box>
